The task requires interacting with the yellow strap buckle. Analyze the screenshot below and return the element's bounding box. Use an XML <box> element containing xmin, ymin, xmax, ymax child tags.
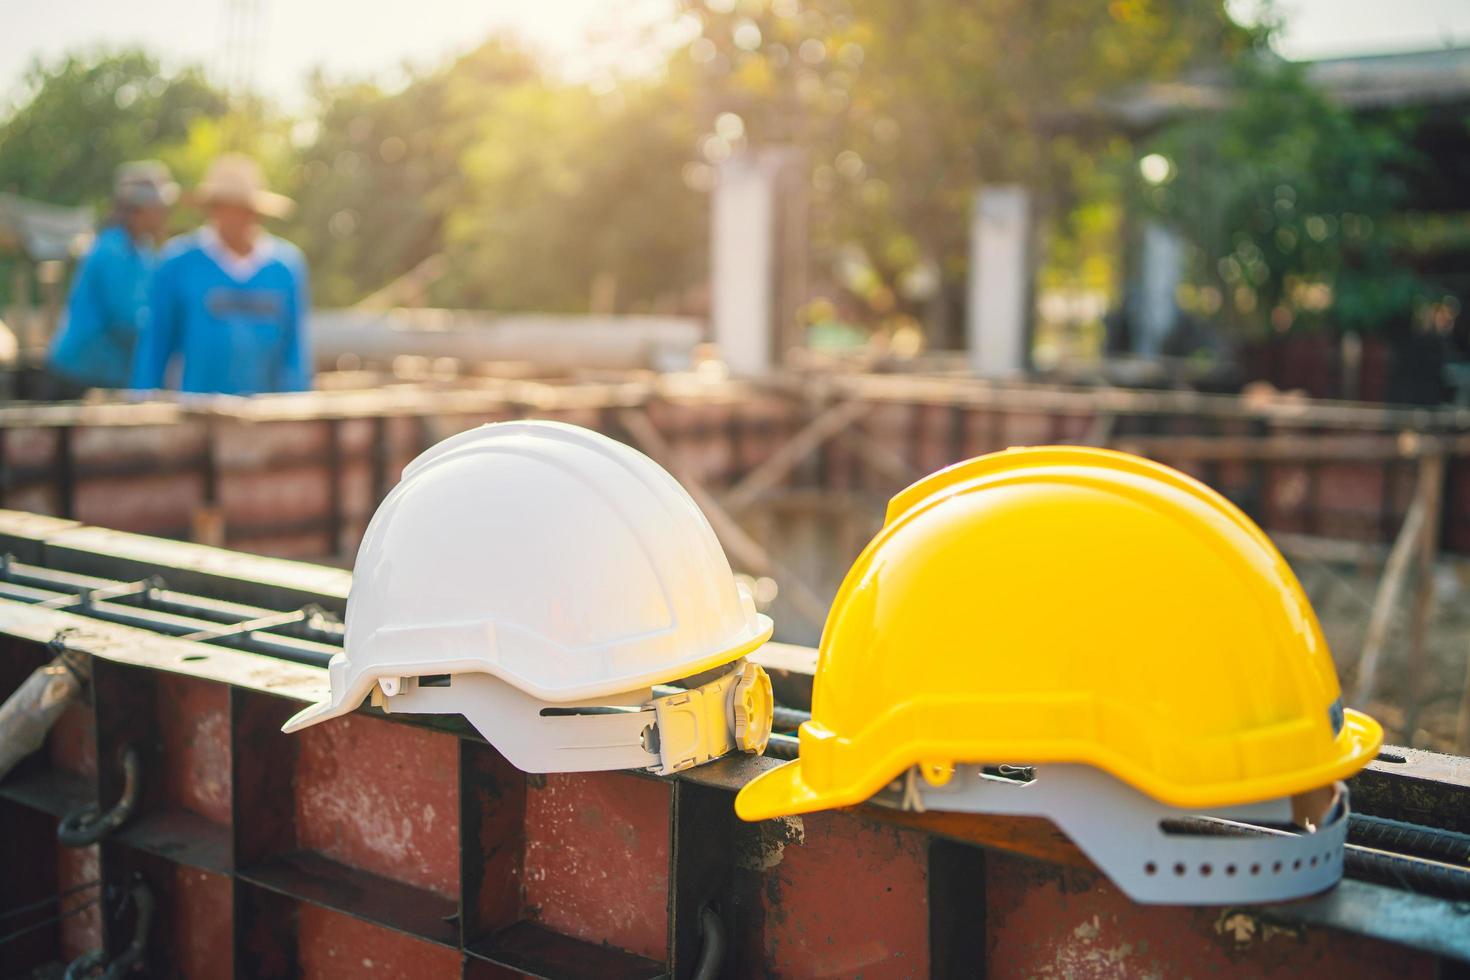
<box><xmin>650</xmin><ymin>660</ymin><xmax>772</xmax><ymax>774</ymax></box>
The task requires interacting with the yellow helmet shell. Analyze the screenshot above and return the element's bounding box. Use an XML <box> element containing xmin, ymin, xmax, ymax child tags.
<box><xmin>737</xmin><ymin>446</ymin><xmax>1382</xmax><ymax>822</ymax></box>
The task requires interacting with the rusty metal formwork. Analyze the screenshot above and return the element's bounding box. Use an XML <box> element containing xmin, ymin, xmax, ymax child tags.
<box><xmin>1</xmin><ymin>514</ymin><xmax>1469</xmax><ymax>978</ymax></box>
<box><xmin>3</xmin><ymin>376</ymin><xmax>1470</xmax><ymax>565</ymax></box>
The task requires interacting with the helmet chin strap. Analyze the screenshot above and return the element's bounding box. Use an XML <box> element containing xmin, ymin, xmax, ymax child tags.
<box><xmin>872</xmin><ymin>764</ymin><xmax>1349</xmax><ymax>905</ymax></box>
<box><xmin>377</xmin><ymin>659</ymin><xmax>771</xmax><ymax>775</ymax></box>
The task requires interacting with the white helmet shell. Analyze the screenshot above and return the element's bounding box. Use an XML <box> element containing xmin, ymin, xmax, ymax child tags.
<box><xmin>282</xmin><ymin>421</ymin><xmax>774</xmax><ymax>773</ymax></box>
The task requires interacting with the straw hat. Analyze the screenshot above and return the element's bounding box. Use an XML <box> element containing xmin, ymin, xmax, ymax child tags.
<box><xmin>192</xmin><ymin>154</ymin><xmax>294</xmax><ymax>218</ymax></box>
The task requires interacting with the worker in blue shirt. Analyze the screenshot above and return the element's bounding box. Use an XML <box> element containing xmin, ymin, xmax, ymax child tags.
<box><xmin>48</xmin><ymin>161</ymin><xmax>177</xmax><ymax>393</ymax></box>
<box><xmin>130</xmin><ymin>154</ymin><xmax>312</xmax><ymax>395</ymax></box>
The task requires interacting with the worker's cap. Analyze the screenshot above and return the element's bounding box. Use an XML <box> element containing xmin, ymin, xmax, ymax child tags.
<box><xmin>114</xmin><ymin>160</ymin><xmax>180</xmax><ymax>210</ymax></box>
<box><xmin>192</xmin><ymin>154</ymin><xmax>294</xmax><ymax>219</ymax></box>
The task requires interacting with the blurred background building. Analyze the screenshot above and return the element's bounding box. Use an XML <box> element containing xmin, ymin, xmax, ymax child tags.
<box><xmin>0</xmin><ymin>0</ymin><xmax>1467</xmax><ymax>399</ymax></box>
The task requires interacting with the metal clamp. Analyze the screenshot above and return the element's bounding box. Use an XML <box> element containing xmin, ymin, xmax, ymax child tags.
<box><xmin>59</xmin><ymin>745</ymin><xmax>141</xmax><ymax>847</ymax></box>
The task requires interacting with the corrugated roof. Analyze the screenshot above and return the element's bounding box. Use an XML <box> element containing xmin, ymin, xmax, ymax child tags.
<box><xmin>1307</xmin><ymin>46</ymin><xmax>1470</xmax><ymax>110</ymax></box>
<box><xmin>0</xmin><ymin>193</ymin><xmax>93</xmax><ymax>262</ymax></box>
<box><xmin>1080</xmin><ymin>46</ymin><xmax>1470</xmax><ymax>134</ymax></box>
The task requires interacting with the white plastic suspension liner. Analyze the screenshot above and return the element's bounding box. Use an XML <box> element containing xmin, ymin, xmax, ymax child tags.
<box><xmin>278</xmin><ymin>419</ymin><xmax>777</xmax><ymax>773</ymax></box>
<box><xmin>372</xmin><ymin>658</ymin><xmax>771</xmax><ymax>775</ymax></box>
<box><xmin>872</xmin><ymin>764</ymin><xmax>1349</xmax><ymax>905</ymax></box>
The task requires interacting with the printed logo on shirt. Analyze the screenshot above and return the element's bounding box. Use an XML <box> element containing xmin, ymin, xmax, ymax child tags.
<box><xmin>205</xmin><ymin>287</ymin><xmax>285</xmax><ymax>320</ymax></box>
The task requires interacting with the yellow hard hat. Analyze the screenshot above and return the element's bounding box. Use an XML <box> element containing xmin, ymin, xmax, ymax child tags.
<box><xmin>737</xmin><ymin>446</ymin><xmax>1382</xmax><ymax>824</ymax></box>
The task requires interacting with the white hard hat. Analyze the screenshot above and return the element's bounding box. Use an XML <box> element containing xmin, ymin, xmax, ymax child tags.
<box><xmin>282</xmin><ymin>420</ymin><xmax>775</xmax><ymax>774</ymax></box>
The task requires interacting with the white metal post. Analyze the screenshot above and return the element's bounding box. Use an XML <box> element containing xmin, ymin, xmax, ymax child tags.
<box><xmin>1135</xmin><ymin>221</ymin><xmax>1184</xmax><ymax>357</ymax></box>
<box><xmin>966</xmin><ymin>185</ymin><xmax>1032</xmax><ymax>378</ymax></box>
<box><xmin>712</xmin><ymin>153</ymin><xmax>778</xmax><ymax>376</ymax></box>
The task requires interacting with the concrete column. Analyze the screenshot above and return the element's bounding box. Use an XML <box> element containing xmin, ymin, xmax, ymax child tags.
<box><xmin>1134</xmin><ymin>221</ymin><xmax>1184</xmax><ymax>357</ymax></box>
<box><xmin>966</xmin><ymin>185</ymin><xmax>1032</xmax><ymax>377</ymax></box>
<box><xmin>712</xmin><ymin>152</ymin><xmax>778</xmax><ymax>376</ymax></box>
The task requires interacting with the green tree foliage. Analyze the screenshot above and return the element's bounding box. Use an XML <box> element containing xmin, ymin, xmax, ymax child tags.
<box><xmin>282</xmin><ymin>41</ymin><xmax>534</xmax><ymax>307</ymax></box>
<box><xmin>443</xmin><ymin>71</ymin><xmax>706</xmax><ymax>313</ymax></box>
<box><xmin>0</xmin><ymin>49</ymin><xmax>226</xmax><ymax>209</ymax></box>
<box><xmin>681</xmin><ymin>0</ymin><xmax>1252</xmax><ymax>343</ymax></box>
<box><xmin>283</xmin><ymin>39</ymin><xmax>706</xmax><ymax>311</ymax></box>
<box><xmin>1</xmin><ymin>7</ymin><xmax>1430</xmax><ymax>339</ymax></box>
<box><xmin>1142</xmin><ymin>57</ymin><xmax>1430</xmax><ymax>335</ymax></box>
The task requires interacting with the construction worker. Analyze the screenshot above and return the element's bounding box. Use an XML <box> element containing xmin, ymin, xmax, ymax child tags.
<box><xmin>47</xmin><ymin>161</ymin><xmax>178</xmax><ymax>394</ymax></box>
<box><xmin>129</xmin><ymin>154</ymin><xmax>311</xmax><ymax>395</ymax></box>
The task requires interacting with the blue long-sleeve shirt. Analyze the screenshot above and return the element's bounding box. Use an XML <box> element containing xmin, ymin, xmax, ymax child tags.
<box><xmin>48</xmin><ymin>226</ymin><xmax>154</xmax><ymax>388</ymax></box>
<box><xmin>130</xmin><ymin>229</ymin><xmax>312</xmax><ymax>394</ymax></box>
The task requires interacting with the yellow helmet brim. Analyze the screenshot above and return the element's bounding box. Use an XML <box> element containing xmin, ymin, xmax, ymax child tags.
<box><xmin>736</xmin><ymin>758</ymin><xmax>825</xmax><ymax>821</ymax></box>
<box><xmin>736</xmin><ymin>707</ymin><xmax>1385</xmax><ymax>822</ymax></box>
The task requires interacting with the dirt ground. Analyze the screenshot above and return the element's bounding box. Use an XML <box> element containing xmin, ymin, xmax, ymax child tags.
<box><xmin>1298</xmin><ymin>557</ymin><xmax>1470</xmax><ymax>754</ymax></box>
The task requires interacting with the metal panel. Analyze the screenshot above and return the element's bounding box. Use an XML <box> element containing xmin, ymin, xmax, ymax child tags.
<box><xmin>756</xmin><ymin>809</ymin><xmax>931</xmax><ymax>978</ymax></box>
<box><xmin>928</xmin><ymin>839</ymin><xmax>988</xmax><ymax>980</ymax></box>
<box><xmin>668</xmin><ymin>779</ymin><xmax>740</xmax><ymax>978</ymax></box>
<box><xmin>156</xmin><ymin>673</ymin><xmax>233</xmax><ymax>825</ymax></box>
<box><xmin>294</xmin><ymin>712</ymin><xmax>460</xmax><ymax>898</ymax></box>
<box><xmin>297</xmin><ymin>901</ymin><xmax>463</xmax><ymax>980</ymax></box>
<box><xmin>459</xmin><ymin>740</ymin><xmax>525</xmax><ymax>944</ymax></box>
<box><xmin>984</xmin><ymin>851</ymin><xmax>1438</xmax><ymax>979</ymax></box>
<box><xmin>0</xmin><ymin>801</ymin><xmax>63</xmax><ymax>971</ymax></box>
<box><xmin>522</xmin><ymin>772</ymin><xmax>671</xmax><ymax>962</ymax></box>
<box><xmin>4</xmin><ymin>522</ymin><xmax>1470</xmax><ymax>977</ymax></box>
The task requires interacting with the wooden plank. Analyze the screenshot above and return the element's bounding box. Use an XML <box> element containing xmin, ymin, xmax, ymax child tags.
<box><xmin>835</xmin><ymin>427</ymin><xmax>921</xmax><ymax>487</ymax></box>
<box><xmin>1404</xmin><ymin>454</ymin><xmax>1445</xmax><ymax>729</ymax></box>
<box><xmin>722</xmin><ymin>400</ymin><xmax>872</xmax><ymax>513</ymax></box>
<box><xmin>828</xmin><ymin>371</ymin><xmax>1470</xmax><ymax>433</ymax></box>
<box><xmin>1457</xmin><ymin>645</ymin><xmax>1470</xmax><ymax>753</ymax></box>
<box><xmin>1353</xmin><ymin>455</ymin><xmax>1438</xmax><ymax>704</ymax></box>
<box><xmin>1114</xmin><ymin>433</ymin><xmax>1470</xmax><ymax>462</ymax></box>
<box><xmin>616</xmin><ymin>408</ymin><xmax>830</xmax><ymax>629</ymax></box>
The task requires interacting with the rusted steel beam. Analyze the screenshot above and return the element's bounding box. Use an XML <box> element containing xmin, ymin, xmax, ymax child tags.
<box><xmin>0</xmin><ymin>510</ymin><xmax>352</xmax><ymax>615</ymax></box>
